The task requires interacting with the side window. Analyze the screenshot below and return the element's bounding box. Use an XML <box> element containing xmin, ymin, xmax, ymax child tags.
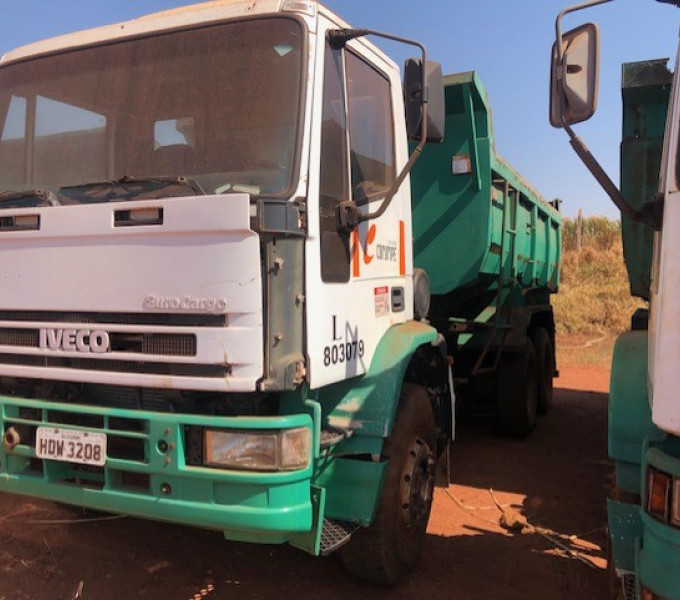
<box><xmin>319</xmin><ymin>42</ymin><xmax>351</xmax><ymax>283</ymax></box>
<box><xmin>345</xmin><ymin>52</ymin><xmax>395</xmax><ymax>202</ymax></box>
<box><xmin>0</xmin><ymin>96</ymin><xmax>27</xmax><ymax>183</ymax></box>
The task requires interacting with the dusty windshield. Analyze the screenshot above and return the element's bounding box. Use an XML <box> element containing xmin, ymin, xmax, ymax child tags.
<box><xmin>0</xmin><ymin>17</ymin><xmax>304</xmax><ymax>205</ymax></box>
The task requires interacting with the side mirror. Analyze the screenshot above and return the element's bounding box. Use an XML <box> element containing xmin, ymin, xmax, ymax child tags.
<box><xmin>550</xmin><ymin>23</ymin><xmax>599</xmax><ymax>128</ymax></box>
<box><xmin>404</xmin><ymin>58</ymin><xmax>445</xmax><ymax>143</ymax></box>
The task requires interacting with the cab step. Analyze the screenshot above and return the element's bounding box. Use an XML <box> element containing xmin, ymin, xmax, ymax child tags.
<box><xmin>319</xmin><ymin>426</ymin><xmax>353</xmax><ymax>449</ymax></box>
<box><xmin>319</xmin><ymin>518</ymin><xmax>359</xmax><ymax>555</ymax></box>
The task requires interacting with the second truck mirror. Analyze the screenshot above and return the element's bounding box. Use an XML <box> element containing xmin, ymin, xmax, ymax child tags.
<box><xmin>404</xmin><ymin>58</ymin><xmax>445</xmax><ymax>143</ymax></box>
<box><xmin>550</xmin><ymin>23</ymin><xmax>600</xmax><ymax>128</ymax></box>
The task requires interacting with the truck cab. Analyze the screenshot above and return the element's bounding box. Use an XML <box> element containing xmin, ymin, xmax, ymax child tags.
<box><xmin>0</xmin><ymin>0</ymin><xmax>449</xmax><ymax>585</ymax></box>
<box><xmin>0</xmin><ymin>0</ymin><xmax>559</xmax><ymax>585</ymax></box>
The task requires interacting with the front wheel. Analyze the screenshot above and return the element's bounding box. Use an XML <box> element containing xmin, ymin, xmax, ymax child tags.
<box><xmin>340</xmin><ymin>383</ymin><xmax>437</xmax><ymax>585</ymax></box>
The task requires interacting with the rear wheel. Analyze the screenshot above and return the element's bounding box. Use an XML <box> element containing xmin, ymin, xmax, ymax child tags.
<box><xmin>497</xmin><ymin>340</ymin><xmax>538</xmax><ymax>437</ymax></box>
<box><xmin>340</xmin><ymin>383</ymin><xmax>437</xmax><ymax>585</ymax></box>
<box><xmin>531</xmin><ymin>328</ymin><xmax>554</xmax><ymax>415</ymax></box>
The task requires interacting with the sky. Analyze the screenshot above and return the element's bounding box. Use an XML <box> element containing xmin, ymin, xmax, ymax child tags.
<box><xmin>0</xmin><ymin>0</ymin><xmax>677</xmax><ymax>218</ymax></box>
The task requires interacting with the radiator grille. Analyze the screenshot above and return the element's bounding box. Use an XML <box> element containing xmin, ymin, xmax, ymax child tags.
<box><xmin>0</xmin><ymin>353</ymin><xmax>227</xmax><ymax>378</ymax></box>
<box><xmin>0</xmin><ymin>328</ymin><xmax>39</xmax><ymax>347</ymax></box>
<box><xmin>141</xmin><ymin>333</ymin><xmax>196</xmax><ymax>356</ymax></box>
<box><xmin>0</xmin><ymin>328</ymin><xmax>197</xmax><ymax>357</ymax></box>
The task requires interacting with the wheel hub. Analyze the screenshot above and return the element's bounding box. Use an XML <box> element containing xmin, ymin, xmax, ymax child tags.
<box><xmin>399</xmin><ymin>437</ymin><xmax>435</xmax><ymax>529</ymax></box>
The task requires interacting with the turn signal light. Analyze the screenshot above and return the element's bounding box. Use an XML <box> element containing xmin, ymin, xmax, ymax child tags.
<box><xmin>647</xmin><ymin>468</ymin><xmax>671</xmax><ymax>521</ymax></box>
<box><xmin>673</xmin><ymin>479</ymin><xmax>680</xmax><ymax>527</ymax></box>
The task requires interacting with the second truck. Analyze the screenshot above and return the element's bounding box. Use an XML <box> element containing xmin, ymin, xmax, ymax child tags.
<box><xmin>0</xmin><ymin>0</ymin><xmax>560</xmax><ymax>584</ymax></box>
<box><xmin>551</xmin><ymin>1</ymin><xmax>680</xmax><ymax>598</ymax></box>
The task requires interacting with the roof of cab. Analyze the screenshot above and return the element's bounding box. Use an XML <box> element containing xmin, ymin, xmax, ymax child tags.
<box><xmin>1</xmin><ymin>0</ymin><xmax>290</xmax><ymax>65</ymax></box>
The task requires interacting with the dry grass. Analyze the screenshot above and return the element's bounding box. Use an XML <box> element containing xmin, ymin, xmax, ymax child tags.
<box><xmin>556</xmin><ymin>333</ymin><xmax>616</xmax><ymax>368</ymax></box>
<box><xmin>561</xmin><ymin>215</ymin><xmax>621</xmax><ymax>252</ymax></box>
<box><xmin>553</xmin><ymin>217</ymin><xmax>646</xmax><ymax>335</ymax></box>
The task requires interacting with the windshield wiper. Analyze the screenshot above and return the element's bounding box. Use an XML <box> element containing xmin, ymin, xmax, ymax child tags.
<box><xmin>60</xmin><ymin>175</ymin><xmax>205</xmax><ymax>200</ymax></box>
<box><xmin>114</xmin><ymin>175</ymin><xmax>205</xmax><ymax>195</ymax></box>
<box><xmin>0</xmin><ymin>189</ymin><xmax>60</xmax><ymax>208</ymax></box>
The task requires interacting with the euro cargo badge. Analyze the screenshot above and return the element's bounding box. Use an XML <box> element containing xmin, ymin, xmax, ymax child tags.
<box><xmin>143</xmin><ymin>294</ymin><xmax>227</xmax><ymax>313</ymax></box>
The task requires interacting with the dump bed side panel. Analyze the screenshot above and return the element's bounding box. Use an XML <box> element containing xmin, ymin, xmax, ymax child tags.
<box><xmin>411</xmin><ymin>71</ymin><xmax>561</xmax><ymax>314</ymax></box>
<box><xmin>621</xmin><ymin>59</ymin><xmax>672</xmax><ymax>301</ymax></box>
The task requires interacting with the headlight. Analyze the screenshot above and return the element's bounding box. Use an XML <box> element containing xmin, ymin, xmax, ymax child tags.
<box><xmin>204</xmin><ymin>428</ymin><xmax>310</xmax><ymax>471</ymax></box>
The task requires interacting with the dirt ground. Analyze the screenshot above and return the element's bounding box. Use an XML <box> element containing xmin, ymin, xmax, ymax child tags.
<box><xmin>0</xmin><ymin>338</ymin><xmax>612</xmax><ymax>600</ymax></box>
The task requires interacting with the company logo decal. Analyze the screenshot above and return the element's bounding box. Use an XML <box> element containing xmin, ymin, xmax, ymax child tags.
<box><xmin>351</xmin><ymin>221</ymin><xmax>406</xmax><ymax>278</ymax></box>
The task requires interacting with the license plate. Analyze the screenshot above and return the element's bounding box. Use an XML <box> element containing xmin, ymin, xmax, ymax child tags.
<box><xmin>36</xmin><ymin>427</ymin><xmax>107</xmax><ymax>467</ymax></box>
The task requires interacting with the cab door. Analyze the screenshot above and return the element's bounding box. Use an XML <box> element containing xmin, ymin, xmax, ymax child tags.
<box><xmin>305</xmin><ymin>27</ymin><xmax>412</xmax><ymax>389</ymax></box>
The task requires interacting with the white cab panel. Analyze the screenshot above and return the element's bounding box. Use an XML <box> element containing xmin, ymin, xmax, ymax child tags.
<box><xmin>0</xmin><ymin>194</ymin><xmax>263</xmax><ymax>391</ymax></box>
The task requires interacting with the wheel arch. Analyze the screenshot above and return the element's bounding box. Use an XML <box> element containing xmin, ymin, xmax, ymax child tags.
<box><xmin>322</xmin><ymin>321</ymin><xmax>445</xmax><ymax>439</ymax></box>
<box><xmin>609</xmin><ymin>330</ymin><xmax>662</xmax><ymax>495</ymax></box>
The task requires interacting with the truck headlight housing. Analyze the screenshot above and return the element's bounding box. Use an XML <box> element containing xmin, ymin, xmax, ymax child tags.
<box><xmin>647</xmin><ymin>468</ymin><xmax>671</xmax><ymax>521</ymax></box>
<box><xmin>645</xmin><ymin>467</ymin><xmax>680</xmax><ymax>527</ymax></box>
<box><xmin>204</xmin><ymin>428</ymin><xmax>310</xmax><ymax>472</ymax></box>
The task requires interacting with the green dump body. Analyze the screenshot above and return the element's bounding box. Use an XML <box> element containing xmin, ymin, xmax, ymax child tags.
<box><xmin>411</xmin><ymin>72</ymin><xmax>561</xmax><ymax>320</ymax></box>
<box><xmin>620</xmin><ymin>60</ymin><xmax>672</xmax><ymax>301</ymax></box>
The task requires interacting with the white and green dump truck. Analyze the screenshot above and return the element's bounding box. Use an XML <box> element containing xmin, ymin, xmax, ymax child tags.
<box><xmin>0</xmin><ymin>0</ymin><xmax>560</xmax><ymax>584</ymax></box>
<box><xmin>550</xmin><ymin>0</ymin><xmax>680</xmax><ymax>598</ymax></box>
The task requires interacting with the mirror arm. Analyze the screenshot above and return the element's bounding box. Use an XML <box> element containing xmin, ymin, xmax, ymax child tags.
<box><xmin>330</xmin><ymin>28</ymin><xmax>430</xmax><ymax>233</ymax></box>
<box><xmin>556</xmin><ymin>0</ymin><xmax>614</xmax><ymax>62</ymax></box>
<box><xmin>365</xmin><ymin>133</ymin><xmax>427</xmax><ymax>222</ymax></box>
<box><xmin>564</xmin><ymin>124</ymin><xmax>642</xmax><ymax>222</ymax></box>
<box><xmin>336</xmin><ymin>137</ymin><xmax>426</xmax><ymax>233</ymax></box>
<box><xmin>554</xmin><ymin>0</ymin><xmax>661</xmax><ymax>227</ymax></box>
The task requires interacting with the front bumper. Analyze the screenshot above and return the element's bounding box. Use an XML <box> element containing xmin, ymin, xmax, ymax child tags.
<box><xmin>636</xmin><ymin>447</ymin><xmax>680</xmax><ymax>600</ymax></box>
<box><xmin>638</xmin><ymin>513</ymin><xmax>680</xmax><ymax>600</ymax></box>
<box><xmin>0</xmin><ymin>395</ymin><xmax>315</xmax><ymax>545</ymax></box>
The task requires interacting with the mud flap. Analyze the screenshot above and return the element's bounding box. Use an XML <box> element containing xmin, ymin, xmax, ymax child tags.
<box><xmin>607</xmin><ymin>497</ymin><xmax>642</xmax><ymax>576</ymax></box>
<box><xmin>435</xmin><ymin>438</ymin><xmax>451</xmax><ymax>487</ymax></box>
<box><xmin>289</xmin><ymin>485</ymin><xmax>326</xmax><ymax>555</ymax></box>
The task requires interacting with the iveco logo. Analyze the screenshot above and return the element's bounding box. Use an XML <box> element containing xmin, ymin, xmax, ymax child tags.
<box><xmin>39</xmin><ymin>329</ymin><xmax>110</xmax><ymax>354</ymax></box>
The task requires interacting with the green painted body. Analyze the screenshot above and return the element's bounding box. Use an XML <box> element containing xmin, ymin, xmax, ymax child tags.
<box><xmin>0</xmin><ymin>321</ymin><xmax>434</xmax><ymax>554</ymax></box>
<box><xmin>609</xmin><ymin>332</ymin><xmax>680</xmax><ymax>598</ymax></box>
<box><xmin>608</xmin><ymin>60</ymin><xmax>680</xmax><ymax>599</ymax></box>
<box><xmin>0</xmin><ymin>396</ymin><xmax>316</xmax><ymax>542</ymax></box>
<box><xmin>411</xmin><ymin>72</ymin><xmax>562</xmax><ymax>313</ymax></box>
<box><xmin>620</xmin><ymin>60</ymin><xmax>672</xmax><ymax>301</ymax></box>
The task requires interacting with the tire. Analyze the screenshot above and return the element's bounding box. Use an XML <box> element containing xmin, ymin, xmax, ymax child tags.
<box><xmin>531</xmin><ymin>328</ymin><xmax>554</xmax><ymax>415</ymax></box>
<box><xmin>340</xmin><ymin>383</ymin><xmax>437</xmax><ymax>585</ymax></box>
<box><xmin>497</xmin><ymin>339</ymin><xmax>538</xmax><ymax>437</ymax></box>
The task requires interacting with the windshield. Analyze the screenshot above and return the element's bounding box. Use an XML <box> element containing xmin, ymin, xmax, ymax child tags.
<box><xmin>0</xmin><ymin>17</ymin><xmax>304</xmax><ymax>204</ymax></box>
